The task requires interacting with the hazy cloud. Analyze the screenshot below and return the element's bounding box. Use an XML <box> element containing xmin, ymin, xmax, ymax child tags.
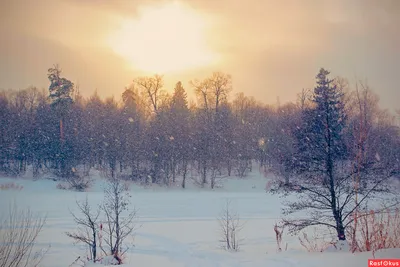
<box><xmin>0</xmin><ymin>0</ymin><xmax>398</xmax><ymax>110</ymax></box>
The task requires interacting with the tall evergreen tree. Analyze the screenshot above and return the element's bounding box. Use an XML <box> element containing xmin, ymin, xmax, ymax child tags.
<box><xmin>295</xmin><ymin>68</ymin><xmax>347</xmax><ymax>176</ymax></box>
<box><xmin>171</xmin><ymin>82</ymin><xmax>188</xmax><ymax>111</ymax></box>
<box><xmin>278</xmin><ymin>70</ymin><xmax>399</xmax><ymax>243</ymax></box>
<box><xmin>48</xmin><ymin>65</ymin><xmax>74</xmax><ymax>114</ymax></box>
<box><xmin>47</xmin><ymin>64</ymin><xmax>75</xmax><ymax>177</ymax></box>
<box><xmin>283</xmin><ymin>68</ymin><xmax>349</xmax><ymax>240</ymax></box>
<box><xmin>170</xmin><ymin>82</ymin><xmax>191</xmax><ymax>187</ymax></box>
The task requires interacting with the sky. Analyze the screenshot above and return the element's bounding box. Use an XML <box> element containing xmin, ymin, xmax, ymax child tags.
<box><xmin>0</xmin><ymin>0</ymin><xmax>399</xmax><ymax>111</ymax></box>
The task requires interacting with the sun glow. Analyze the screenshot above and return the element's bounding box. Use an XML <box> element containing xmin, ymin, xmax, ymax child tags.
<box><xmin>108</xmin><ymin>2</ymin><xmax>219</xmax><ymax>73</ymax></box>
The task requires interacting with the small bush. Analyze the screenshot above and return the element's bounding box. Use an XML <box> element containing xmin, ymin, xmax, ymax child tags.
<box><xmin>298</xmin><ymin>228</ymin><xmax>335</xmax><ymax>252</ymax></box>
<box><xmin>99</xmin><ymin>255</ymin><xmax>121</xmax><ymax>265</ymax></box>
<box><xmin>101</xmin><ymin>177</ymin><xmax>138</xmax><ymax>261</ymax></box>
<box><xmin>56</xmin><ymin>183</ymin><xmax>68</xmax><ymax>190</ymax></box>
<box><xmin>348</xmin><ymin>207</ymin><xmax>400</xmax><ymax>254</ymax></box>
<box><xmin>66</xmin><ymin>197</ymin><xmax>101</xmax><ymax>263</ymax></box>
<box><xmin>57</xmin><ymin>175</ymin><xmax>92</xmax><ymax>192</ymax></box>
<box><xmin>218</xmin><ymin>200</ymin><xmax>244</xmax><ymax>251</ymax></box>
<box><xmin>0</xmin><ymin>182</ymin><xmax>23</xmax><ymax>191</ymax></box>
<box><xmin>274</xmin><ymin>223</ymin><xmax>287</xmax><ymax>252</ymax></box>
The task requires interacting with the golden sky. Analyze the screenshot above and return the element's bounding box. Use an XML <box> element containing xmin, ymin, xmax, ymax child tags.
<box><xmin>0</xmin><ymin>0</ymin><xmax>399</xmax><ymax>110</ymax></box>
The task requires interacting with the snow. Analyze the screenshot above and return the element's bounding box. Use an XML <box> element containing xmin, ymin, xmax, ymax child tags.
<box><xmin>324</xmin><ymin>240</ymin><xmax>351</xmax><ymax>252</ymax></box>
<box><xmin>1</xmin><ymin>169</ymin><xmax>399</xmax><ymax>267</ymax></box>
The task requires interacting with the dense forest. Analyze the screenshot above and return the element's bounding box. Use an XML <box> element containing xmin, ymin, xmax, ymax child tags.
<box><xmin>0</xmin><ymin>66</ymin><xmax>399</xmax><ymax>191</ymax></box>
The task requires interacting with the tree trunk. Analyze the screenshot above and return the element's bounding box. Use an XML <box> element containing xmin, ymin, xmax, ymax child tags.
<box><xmin>227</xmin><ymin>159</ymin><xmax>231</xmax><ymax>176</ymax></box>
<box><xmin>172</xmin><ymin>159</ymin><xmax>176</xmax><ymax>183</ymax></box>
<box><xmin>182</xmin><ymin>161</ymin><xmax>187</xmax><ymax>189</ymax></box>
<box><xmin>92</xmin><ymin>230</ymin><xmax>97</xmax><ymax>262</ymax></box>
<box><xmin>211</xmin><ymin>171</ymin><xmax>215</xmax><ymax>189</ymax></box>
<box><xmin>337</xmin><ymin>219</ymin><xmax>346</xmax><ymax>240</ymax></box>
<box><xmin>201</xmin><ymin>159</ymin><xmax>207</xmax><ymax>186</ymax></box>
<box><xmin>152</xmin><ymin>157</ymin><xmax>159</xmax><ymax>183</ymax></box>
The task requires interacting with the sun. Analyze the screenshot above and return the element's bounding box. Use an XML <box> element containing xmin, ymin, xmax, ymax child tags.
<box><xmin>108</xmin><ymin>2</ymin><xmax>219</xmax><ymax>74</ymax></box>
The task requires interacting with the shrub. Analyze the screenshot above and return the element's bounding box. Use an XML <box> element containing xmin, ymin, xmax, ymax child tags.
<box><xmin>102</xmin><ymin>177</ymin><xmax>138</xmax><ymax>261</ymax></box>
<box><xmin>57</xmin><ymin>175</ymin><xmax>92</xmax><ymax>192</ymax></box>
<box><xmin>218</xmin><ymin>200</ymin><xmax>244</xmax><ymax>251</ymax></box>
<box><xmin>298</xmin><ymin>228</ymin><xmax>335</xmax><ymax>252</ymax></box>
<box><xmin>348</xmin><ymin>207</ymin><xmax>400</xmax><ymax>254</ymax></box>
<box><xmin>274</xmin><ymin>223</ymin><xmax>285</xmax><ymax>252</ymax></box>
<box><xmin>66</xmin><ymin>197</ymin><xmax>101</xmax><ymax>263</ymax></box>
<box><xmin>0</xmin><ymin>203</ymin><xmax>47</xmax><ymax>267</ymax></box>
<box><xmin>0</xmin><ymin>182</ymin><xmax>23</xmax><ymax>191</ymax></box>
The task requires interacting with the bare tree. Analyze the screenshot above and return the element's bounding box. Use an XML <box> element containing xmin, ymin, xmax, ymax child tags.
<box><xmin>234</xmin><ymin>159</ymin><xmax>251</xmax><ymax>178</ymax></box>
<box><xmin>208</xmin><ymin>72</ymin><xmax>232</xmax><ymax>113</ymax></box>
<box><xmin>134</xmin><ymin>75</ymin><xmax>164</xmax><ymax>115</ymax></box>
<box><xmin>0</xmin><ymin>203</ymin><xmax>47</xmax><ymax>267</ymax></box>
<box><xmin>268</xmin><ymin>103</ymin><xmax>300</xmax><ymax>185</ymax></box>
<box><xmin>296</xmin><ymin>88</ymin><xmax>312</xmax><ymax>111</ymax></box>
<box><xmin>191</xmin><ymin>72</ymin><xmax>233</xmax><ymax>188</ymax></box>
<box><xmin>191</xmin><ymin>72</ymin><xmax>232</xmax><ymax>122</ymax></box>
<box><xmin>66</xmin><ymin>196</ymin><xmax>101</xmax><ymax>263</ymax></box>
<box><xmin>218</xmin><ymin>200</ymin><xmax>244</xmax><ymax>251</ymax></box>
<box><xmin>190</xmin><ymin>79</ymin><xmax>210</xmax><ymax>115</ymax></box>
<box><xmin>102</xmin><ymin>177</ymin><xmax>138</xmax><ymax>261</ymax></box>
<box><xmin>231</xmin><ymin>93</ymin><xmax>260</xmax><ymax>177</ymax></box>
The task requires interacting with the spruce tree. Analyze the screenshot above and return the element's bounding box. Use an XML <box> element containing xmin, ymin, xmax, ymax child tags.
<box><xmin>170</xmin><ymin>82</ymin><xmax>191</xmax><ymax>187</ymax></box>
<box><xmin>288</xmin><ymin>68</ymin><xmax>349</xmax><ymax>240</ymax></box>
<box><xmin>295</xmin><ymin>68</ymin><xmax>347</xmax><ymax>176</ymax></box>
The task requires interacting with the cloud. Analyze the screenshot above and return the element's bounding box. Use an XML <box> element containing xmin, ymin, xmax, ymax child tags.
<box><xmin>0</xmin><ymin>0</ymin><xmax>399</xmax><ymax>110</ymax></box>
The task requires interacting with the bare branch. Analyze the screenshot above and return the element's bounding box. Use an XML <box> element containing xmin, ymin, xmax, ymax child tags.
<box><xmin>0</xmin><ymin>203</ymin><xmax>47</xmax><ymax>267</ymax></box>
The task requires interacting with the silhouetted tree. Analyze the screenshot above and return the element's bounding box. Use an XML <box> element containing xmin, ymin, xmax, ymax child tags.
<box><xmin>169</xmin><ymin>82</ymin><xmax>191</xmax><ymax>187</ymax></box>
<box><xmin>47</xmin><ymin>65</ymin><xmax>75</xmax><ymax>177</ymax></box>
<box><xmin>121</xmin><ymin>86</ymin><xmax>143</xmax><ymax>180</ymax></box>
<box><xmin>275</xmin><ymin>69</ymin><xmax>399</xmax><ymax>242</ymax></box>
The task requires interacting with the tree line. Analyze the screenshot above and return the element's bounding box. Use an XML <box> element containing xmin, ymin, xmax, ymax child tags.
<box><xmin>0</xmin><ymin>66</ymin><xmax>399</xmax><ymax>192</ymax></box>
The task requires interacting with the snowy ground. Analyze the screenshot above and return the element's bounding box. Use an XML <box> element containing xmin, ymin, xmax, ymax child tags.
<box><xmin>0</xmin><ymin>169</ymin><xmax>399</xmax><ymax>267</ymax></box>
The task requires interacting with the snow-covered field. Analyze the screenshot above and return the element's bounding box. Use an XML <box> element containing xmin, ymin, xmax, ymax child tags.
<box><xmin>1</xmin><ymin>169</ymin><xmax>399</xmax><ymax>267</ymax></box>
